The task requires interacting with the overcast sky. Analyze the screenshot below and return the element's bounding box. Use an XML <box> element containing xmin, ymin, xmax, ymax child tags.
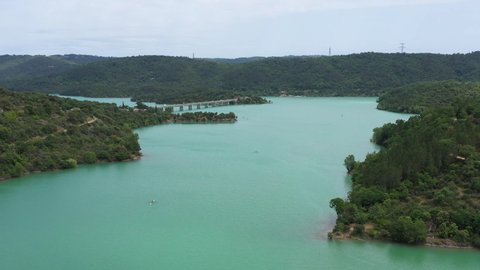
<box><xmin>1</xmin><ymin>0</ymin><xmax>479</xmax><ymax>57</ymax></box>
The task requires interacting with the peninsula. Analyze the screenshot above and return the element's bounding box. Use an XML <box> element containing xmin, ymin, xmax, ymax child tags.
<box><xmin>0</xmin><ymin>88</ymin><xmax>238</xmax><ymax>180</ymax></box>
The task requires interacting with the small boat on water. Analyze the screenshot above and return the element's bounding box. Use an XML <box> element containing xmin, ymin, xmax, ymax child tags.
<box><xmin>148</xmin><ymin>199</ymin><xmax>157</xmax><ymax>205</ymax></box>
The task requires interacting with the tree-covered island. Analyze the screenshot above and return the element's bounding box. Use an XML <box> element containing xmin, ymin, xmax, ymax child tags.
<box><xmin>0</xmin><ymin>88</ymin><xmax>237</xmax><ymax>180</ymax></box>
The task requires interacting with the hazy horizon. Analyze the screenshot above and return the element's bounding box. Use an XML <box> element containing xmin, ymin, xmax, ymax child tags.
<box><xmin>2</xmin><ymin>50</ymin><xmax>480</xmax><ymax>59</ymax></box>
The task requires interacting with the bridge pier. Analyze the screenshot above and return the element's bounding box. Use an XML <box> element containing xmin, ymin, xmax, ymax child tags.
<box><xmin>197</xmin><ymin>104</ymin><xmax>201</xmax><ymax>109</ymax></box>
<box><xmin>188</xmin><ymin>105</ymin><xmax>193</xmax><ymax>110</ymax></box>
<box><xmin>179</xmin><ymin>106</ymin><xmax>183</xmax><ymax>111</ymax></box>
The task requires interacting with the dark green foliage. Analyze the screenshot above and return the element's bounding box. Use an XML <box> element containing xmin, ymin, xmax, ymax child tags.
<box><xmin>377</xmin><ymin>80</ymin><xmax>480</xmax><ymax>113</ymax></box>
<box><xmin>331</xmin><ymin>99</ymin><xmax>480</xmax><ymax>247</ymax></box>
<box><xmin>172</xmin><ymin>112</ymin><xmax>237</xmax><ymax>123</ymax></box>
<box><xmin>60</xmin><ymin>158</ymin><xmax>78</xmax><ymax>169</ymax></box>
<box><xmin>329</xmin><ymin>198</ymin><xmax>345</xmax><ymax>215</ymax></box>
<box><xmin>472</xmin><ymin>235</ymin><xmax>480</xmax><ymax>248</ymax></box>
<box><xmin>82</xmin><ymin>151</ymin><xmax>97</xmax><ymax>164</ymax></box>
<box><xmin>0</xmin><ymin>54</ymin><xmax>105</xmax><ymax>81</ymax></box>
<box><xmin>3</xmin><ymin>52</ymin><xmax>480</xmax><ymax>103</ymax></box>
<box><xmin>349</xmin><ymin>186</ymin><xmax>387</xmax><ymax>208</ymax></box>
<box><xmin>0</xmin><ymin>88</ymin><xmax>236</xmax><ymax>180</ymax></box>
<box><xmin>388</xmin><ymin>216</ymin><xmax>427</xmax><ymax>244</ymax></box>
<box><xmin>352</xmin><ymin>224</ymin><xmax>365</xmax><ymax>236</ymax></box>
<box><xmin>236</xmin><ymin>96</ymin><xmax>270</xmax><ymax>105</ymax></box>
<box><xmin>344</xmin><ymin>154</ymin><xmax>356</xmax><ymax>173</ymax></box>
<box><xmin>135</xmin><ymin>101</ymin><xmax>149</xmax><ymax>109</ymax></box>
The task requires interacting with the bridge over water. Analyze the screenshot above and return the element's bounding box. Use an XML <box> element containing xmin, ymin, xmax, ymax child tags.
<box><xmin>159</xmin><ymin>98</ymin><xmax>239</xmax><ymax>112</ymax></box>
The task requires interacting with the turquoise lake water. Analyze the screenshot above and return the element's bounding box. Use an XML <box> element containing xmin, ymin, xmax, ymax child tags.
<box><xmin>0</xmin><ymin>97</ymin><xmax>478</xmax><ymax>269</ymax></box>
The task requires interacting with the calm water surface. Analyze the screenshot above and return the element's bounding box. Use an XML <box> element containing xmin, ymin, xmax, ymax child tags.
<box><xmin>0</xmin><ymin>97</ymin><xmax>478</xmax><ymax>269</ymax></box>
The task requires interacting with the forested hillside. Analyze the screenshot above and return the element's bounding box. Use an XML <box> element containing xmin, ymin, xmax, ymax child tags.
<box><xmin>0</xmin><ymin>54</ymin><xmax>106</xmax><ymax>81</ymax></box>
<box><xmin>2</xmin><ymin>52</ymin><xmax>480</xmax><ymax>103</ymax></box>
<box><xmin>330</xmin><ymin>99</ymin><xmax>480</xmax><ymax>248</ymax></box>
<box><xmin>0</xmin><ymin>88</ymin><xmax>236</xmax><ymax>180</ymax></box>
<box><xmin>377</xmin><ymin>80</ymin><xmax>480</xmax><ymax>113</ymax></box>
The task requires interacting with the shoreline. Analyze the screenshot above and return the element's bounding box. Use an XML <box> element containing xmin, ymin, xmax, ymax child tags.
<box><xmin>165</xmin><ymin>119</ymin><xmax>237</xmax><ymax>124</ymax></box>
<box><xmin>0</xmin><ymin>118</ymin><xmax>237</xmax><ymax>182</ymax></box>
<box><xmin>330</xmin><ymin>236</ymin><xmax>474</xmax><ymax>250</ymax></box>
<box><xmin>0</xmin><ymin>154</ymin><xmax>143</xmax><ymax>183</ymax></box>
<box><xmin>328</xmin><ymin>227</ymin><xmax>475</xmax><ymax>250</ymax></box>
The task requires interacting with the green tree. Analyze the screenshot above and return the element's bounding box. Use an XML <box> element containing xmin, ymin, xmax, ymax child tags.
<box><xmin>135</xmin><ymin>101</ymin><xmax>149</xmax><ymax>109</ymax></box>
<box><xmin>388</xmin><ymin>216</ymin><xmax>427</xmax><ymax>244</ymax></box>
<box><xmin>344</xmin><ymin>154</ymin><xmax>356</xmax><ymax>174</ymax></box>
<box><xmin>82</xmin><ymin>152</ymin><xmax>97</xmax><ymax>164</ymax></box>
<box><xmin>329</xmin><ymin>198</ymin><xmax>345</xmax><ymax>215</ymax></box>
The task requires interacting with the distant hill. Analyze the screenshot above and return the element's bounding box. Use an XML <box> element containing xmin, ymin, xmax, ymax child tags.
<box><xmin>0</xmin><ymin>54</ymin><xmax>106</xmax><ymax>81</ymax></box>
<box><xmin>2</xmin><ymin>52</ymin><xmax>480</xmax><ymax>103</ymax></box>
<box><xmin>377</xmin><ymin>80</ymin><xmax>480</xmax><ymax>113</ymax></box>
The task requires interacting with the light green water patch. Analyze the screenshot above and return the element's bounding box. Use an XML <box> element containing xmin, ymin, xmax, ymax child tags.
<box><xmin>0</xmin><ymin>97</ymin><xmax>478</xmax><ymax>269</ymax></box>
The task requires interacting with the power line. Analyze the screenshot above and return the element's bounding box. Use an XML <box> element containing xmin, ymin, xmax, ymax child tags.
<box><xmin>400</xmin><ymin>43</ymin><xmax>406</xmax><ymax>53</ymax></box>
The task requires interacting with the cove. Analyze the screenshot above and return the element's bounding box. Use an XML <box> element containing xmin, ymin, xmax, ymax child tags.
<box><xmin>0</xmin><ymin>97</ymin><xmax>478</xmax><ymax>270</ymax></box>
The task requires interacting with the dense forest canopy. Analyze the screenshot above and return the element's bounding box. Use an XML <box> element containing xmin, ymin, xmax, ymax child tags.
<box><xmin>0</xmin><ymin>88</ymin><xmax>236</xmax><ymax>180</ymax></box>
<box><xmin>2</xmin><ymin>52</ymin><xmax>480</xmax><ymax>103</ymax></box>
<box><xmin>0</xmin><ymin>54</ymin><xmax>106</xmax><ymax>81</ymax></box>
<box><xmin>330</xmin><ymin>99</ymin><xmax>480</xmax><ymax>248</ymax></box>
<box><xmin>377</xmin><ymin>80</ymin><xmax>480</xmax><ymax>113</ymax></box>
